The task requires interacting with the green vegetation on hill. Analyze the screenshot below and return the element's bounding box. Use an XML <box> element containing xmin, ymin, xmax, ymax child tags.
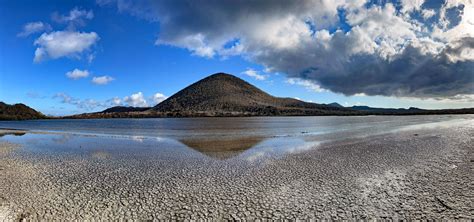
<box><xmin>0</xmin><ymin>102</ymin><xmax>46</xmax><ymax>120</ymax></box>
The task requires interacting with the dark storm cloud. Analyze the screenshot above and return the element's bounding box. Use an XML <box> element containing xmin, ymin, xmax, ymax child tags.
<box><xmin>98</xmin><ymin>0</ymin><xmax>474</xmax><ymax>99</ymax></box>
<box><xmin>310</xmin><ymin>38</ymin><xmax>474</xmax><ymax>97</ymax></box>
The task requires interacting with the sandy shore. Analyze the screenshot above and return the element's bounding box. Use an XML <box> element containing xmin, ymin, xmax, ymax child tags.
<box><xmin>0</xmin><ymin>124</ymin><xmax>473</xmax><ymax>220</ymax></box>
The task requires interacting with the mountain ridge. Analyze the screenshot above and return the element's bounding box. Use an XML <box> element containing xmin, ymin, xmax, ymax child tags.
<box><xmin>0</xmin><ymin>102</ymin><xmax>46</xmax><ymax>120</ymax></box>
<box><xmin>151</xmin><ymin>73</ymin><xmax>353</xmax><ymax>116</ymax></box>
<box><xmin>69</xmin><ymin>73</ymin><xmax>473</xmax><ymax>119</ymax></box>
<box><xmin>2</xmin><ymin>73</ymin><xmax>473</xmax><ymax>120</ymax></box>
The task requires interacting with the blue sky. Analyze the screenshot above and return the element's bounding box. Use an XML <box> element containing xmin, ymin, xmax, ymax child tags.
<box><xmin>0</xmin><ymin>0</ymin><xmax>473</xmax><ymax>115</ymax></box>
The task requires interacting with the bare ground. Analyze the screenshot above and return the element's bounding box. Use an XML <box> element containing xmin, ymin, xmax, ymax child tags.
<box><xmin>0</xmin><ymin>125</ymin><xmax>472</xmax><ymax>220</ymax></box>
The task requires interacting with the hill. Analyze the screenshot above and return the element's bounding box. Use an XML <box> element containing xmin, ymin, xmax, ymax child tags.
<box><xmin>327</xmin><ymin>102</ymin><xmax>344</xmax><ymax>108</ymax></box>
<box><xmin>66</xmin><ymin>73</ymin><xmax>474</xmax><ymax>119</ymax></box>
<box><xmin>0</xmin><ymin>102</ymin><xmax>46</xmax><ymax>120</ymax></box>
<box><xmin>151</xmin><ymin>73</ymin><xmax>356</xmax><ymax>116</ymax></box>
<box><xmin>101</xmin><ymin>106</ymin><xmax>150</xmax><ymax>113</ymax></box>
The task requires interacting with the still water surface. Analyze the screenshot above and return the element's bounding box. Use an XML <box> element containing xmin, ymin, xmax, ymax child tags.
<box><xmin>0</xmin><ymin>115</ymin><xmax>471</xmax><ymax>160</ymax></box>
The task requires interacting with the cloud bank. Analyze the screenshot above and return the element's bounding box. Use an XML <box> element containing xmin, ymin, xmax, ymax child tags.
<box><xmin>99</xmin><ymin>0</ymin><xmax>474</xmax><ymax>100</ymax></box>
<box><xmin>54</xmin><ymin>92</ymin><xmax>168</xmax><ymax>111</ymax></box>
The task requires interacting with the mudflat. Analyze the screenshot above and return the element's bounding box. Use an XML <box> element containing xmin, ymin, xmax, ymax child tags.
<box><xmin>0</xmin><ymin>117</ymin><xmax>473</xmax><ymax>220</ymax></box>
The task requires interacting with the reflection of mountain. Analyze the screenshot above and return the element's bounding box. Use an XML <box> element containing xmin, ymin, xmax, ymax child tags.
<box><xmin>180</xmin><ymin>137</ymin><xmax>264</xmax><ymax>160</ymax></box>
<box><xmin>0</xmin><ymin>130</ymin><xmax>26</xmax><ymax>137</ymax></box>
<box><xmin>51</xmin><ymin>134</ymin><xmax>72</xmax><ymax>144</ymax></box>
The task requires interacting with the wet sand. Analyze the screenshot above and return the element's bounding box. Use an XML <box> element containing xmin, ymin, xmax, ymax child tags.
<box><xmin>0</xmin><ymin>124</ymin><xmax>473</xmax><ymax>220</ymax></box>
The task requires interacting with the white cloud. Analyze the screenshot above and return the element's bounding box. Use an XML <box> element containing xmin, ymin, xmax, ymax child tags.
<box><xmin>242</xmin><ymin>68</ymin><xmax>267</xmax><ymax>80</ymax></box>
<box><xmin>124</xmin><ymin>92</ymin><xmax>148</xmax><ymax>107</ymax></box>
<box><xmin>421</xmin><ymin>9</ymin><xmax>436</xmax><ymax>20</ymax></box>
<box><xmin>53</xmin><ymin>91</ymin><xmax>168</xmax><ymax>112</ymax></box>
<box><xmin>286</xmin><ymin>78</ymin><xmax>325</xmax><ymax>92</ymax></box>
<box><xmin>107</xmin><ymin>97</ymin><xmax>122</xmax><ymax>106</ymax></box>
<box><xmin>108</xmin><ymin>92</ymin><xmax>167</xmax><ymax>107</ymax></box>
<box><xmin>66</xmin><ymin>69</ymin><xmax>90</xmax><ymax>80</ymax></box>
<box><xmin>344</xmin><ymin>3</ymin><xmax>418</xmax><ymax>59</ymax></box>
<box><xmin>92</xmin><ymin>75</ymin><xmax>114</xmax><ymax>85</ymax></box>
<box><xmin>151</xmin><ymin>93</ymin><xmax>167</xmax><ymax>105</ymax></box>
<box><xmin>87</xmin><ymin>53</ymin><xmax>96</xmax><ymax>63</ymax></box>
<box><xmin>54</xmin><ymin>93</ymin><xmax>105</xmax><ymax>111</ymax></box>
<box><xmin>52</xmin><ymin>8</ymin><xmax>94</xmax><ymax>26</ymax></box>
<box><xmin>156</xmin><ymin>33</ymin><xmax>216</xmax><ymax>58</ymax></box>
<box><xmin>34</xmin><ymin>31</ymin><xmax>99</xmax><ymax>62</ymax></box>
<box><xmin>400</xmin><ymin>0</ymin><xmax>425</xmax><ymax>13</ymax></box>
<box><xmin>17</xmin><ymin>22</ymin><xmax>51</xmax><ymax>37</ymax></box>
<box><xmin>353</xmin><ymin>93</ymin><xmax>367</xmax><ymax>97</ymax></box>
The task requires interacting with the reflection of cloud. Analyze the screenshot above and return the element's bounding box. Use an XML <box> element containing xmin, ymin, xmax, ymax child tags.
<box><xmin>131</xmin><ymin>136</ymin><xmax>145</xmax><ymax>143</ymax></box>
<box><xmin>246</xmin><ymin>151</ymin><xmax>265</xmax><ymax>162</ymax></box>
<box><xmin>51</xmin><ymin>134</ymin><xmax>72</xmax><ymax>144</ymax></box>
<box><xmin>243</xmin><ymin>138</ymin><xmax>320</xmax><ymax>162</ymax></box>
<box><xmin>91</xmin><ymin>150</ymin><xmax>110</xmax><ymax>160</ymax></box>
<box><xmin>394</xmin><ymin>119</ymin><xmax>469</xmax><ymax>133</ymax></box>
<box><xmin>155</xmin><ymin>137</ymin><xmax>165</xmax><ymax>142</ymax></box>
<box><xmin>285</xmin><ymin>141</ymin><xmax>320</xmax><ymax>153</ymax></box>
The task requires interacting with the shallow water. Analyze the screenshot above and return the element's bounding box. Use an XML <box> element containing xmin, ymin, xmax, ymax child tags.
<box><xmin>0</xmin><ymin>115</ymin><xmax>472</xmax><ymax>161</ymax></box>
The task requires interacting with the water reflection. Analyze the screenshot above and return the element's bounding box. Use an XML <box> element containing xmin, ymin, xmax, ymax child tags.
<box><xmin>91</xmin><ymin>150</ymin><xmax>111</xmax><ymax>159</ymax></box>
<box><xmin>51</xmin><ymin>134</ymin><xmax>72</xmax><ymax>144</ymax></box>
<box><xmin>240</xmin><ymin>137</ymin><xmax>321</xmax><ymax>162</ymax></box>
<box><xmin>0</xmin><ymin>131</ymin><xmax>323</xmax><ymax>161</ymax></box>
<box><xmin>179</xmin><ymin>137</ymin><xmax>264</xmax><ymax>159</ymax></box>
<box><xmin>0</xmin><ymin>115</ymin><xmax>471</xmax><ymax>162</ymax></box>
<box><xmin>131</xmin><ymin>135</ymin><xmax>145</xmax><ymax>143</ymax></box>
<box><xmin>178</xmin><ymin>136</ymin><xmax>324</xmax><ymax>161</ymax></box>
<box><xmin>0</xmin><ymin>130</ymin><xmax>26</xmax><ymax>137</ymax></box>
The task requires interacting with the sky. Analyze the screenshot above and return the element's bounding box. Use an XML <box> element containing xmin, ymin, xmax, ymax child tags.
<box><xmin>0</xmin><ymin>0</ymin><xmax>473</xmax><ymax>116</ymax></box>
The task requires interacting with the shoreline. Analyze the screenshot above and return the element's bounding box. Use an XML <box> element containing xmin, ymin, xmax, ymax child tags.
<box><xmin>1</xmin><ymin>111</ymin><xmax>474</xmax><ymax>121</ymax></box>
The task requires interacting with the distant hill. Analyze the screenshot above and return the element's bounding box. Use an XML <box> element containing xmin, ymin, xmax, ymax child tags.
<box><xmin>68</xmin><ymin>106</ymin><xmax>153</xmax><ymax>119</ymax></box>
<box><xmin>101</xmin><ymin>106</ymin><xmax>150</xmax><ymax>113</ymax></box>
<box><xmin>349</xmin><ymin>105</ymin><xmax>474</xmax><ymax>115</ymax></box>
<box><xmin>65</xmin><ymin>73</ymin><xmax>474</xmax><ymax>119</ymax></box>
<box><xmin>152</xmin><ymin>73</ymin><xmax>356</xmax><ymax>116</ymax></box>
<box><xmin>327</xmin><ymin>102</ymin><xmax>344</xmax><ymax>108</ymax></box>
<box><xmin>0</xmin><ymin>102</ymin><xmax>46</xmax><ymax>120</ymax></box>
<box><xmin>351</xmin><ymin>106</ymin><xmax>414</xmax><ymax>112</ymax></box>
